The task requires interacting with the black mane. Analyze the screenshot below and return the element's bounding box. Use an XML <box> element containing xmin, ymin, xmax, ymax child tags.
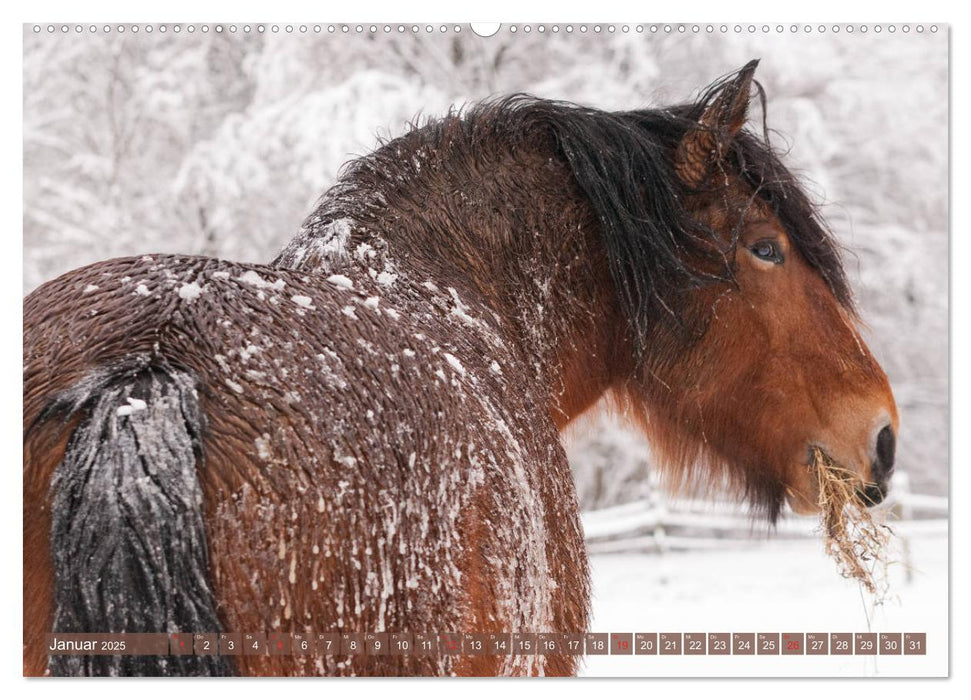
<box><xmin>296</xmin><ymin>79</ymin><xmax>852</xmax><ymax>352</ymax></box>
<box><xmin>533</xmin><ymin>89</ymin><xmax>853</xmax><ymax>349</ymax></box>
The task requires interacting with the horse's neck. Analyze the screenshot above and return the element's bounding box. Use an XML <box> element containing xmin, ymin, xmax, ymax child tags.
<box><xmin>274</xmin><ymin>152</ymin><xmax>629</xmax><ymax>426</ymax></box>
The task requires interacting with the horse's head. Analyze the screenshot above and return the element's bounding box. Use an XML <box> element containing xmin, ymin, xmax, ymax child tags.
<box><xmin>622</xmin><ymin>61</ymin><xmax>898</xmax><ymax>521</ymax></box>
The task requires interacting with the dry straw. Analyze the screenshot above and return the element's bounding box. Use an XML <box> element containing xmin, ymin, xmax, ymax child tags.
<box><xmin>811</xmin><ymin>446</ymin><xmax>891</xmax><ymax>596</ymax></box>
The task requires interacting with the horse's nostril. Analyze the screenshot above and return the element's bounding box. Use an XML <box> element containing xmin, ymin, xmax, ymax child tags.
<box><xmin>873</xmin><ymin>424</ymin><xmax>896</xmax><ymax>479</ymax></box>
<box><xmin>859</xmin><ymin>483</ymin><xmax>887</xmax><ymax>507</ymax></box>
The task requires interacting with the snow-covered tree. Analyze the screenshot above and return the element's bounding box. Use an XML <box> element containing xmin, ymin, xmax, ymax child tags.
<box><xmin>23</xmin><ymin>27</ymin><xmax>949</xmax><ymax>502</ymax></box>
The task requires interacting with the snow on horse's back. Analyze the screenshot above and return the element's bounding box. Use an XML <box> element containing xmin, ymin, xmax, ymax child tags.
<box><xmin>23</xmin><ymin>61</ymin><xmax>896</xmax><ymax>676</ymax></box>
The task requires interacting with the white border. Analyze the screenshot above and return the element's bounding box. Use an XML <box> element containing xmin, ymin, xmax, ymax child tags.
<box><xmin>4</xmin><ymin>1</ymin><xmax>962</xmax><ymax>698</ymax></box>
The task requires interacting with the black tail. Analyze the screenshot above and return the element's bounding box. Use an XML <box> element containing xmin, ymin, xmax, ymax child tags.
<box><xmin>46</xmin><ymin>364</ymin><xmax>233</xmax><ymax>676</ymax></box>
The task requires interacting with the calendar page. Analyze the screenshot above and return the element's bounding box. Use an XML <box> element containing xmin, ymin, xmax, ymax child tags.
<box><xmin>21</xmin><ymin>19</ymin><xmax>948</xmax><ymax>679</ymax></box>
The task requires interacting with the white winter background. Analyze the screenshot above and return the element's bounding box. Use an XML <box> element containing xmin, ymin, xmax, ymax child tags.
<box><xmin>23</xmin><ymin>25</ymin><xmax>948</xmax><ymax>676</ymax></box>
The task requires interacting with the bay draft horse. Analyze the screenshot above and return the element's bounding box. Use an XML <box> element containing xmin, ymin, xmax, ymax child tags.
<box><xmin>23</xmin><ymin>60</ymin><xmax>898</xmax><ymax>676</ymax></box>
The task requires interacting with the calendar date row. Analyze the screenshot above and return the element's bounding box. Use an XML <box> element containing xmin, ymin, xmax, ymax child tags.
<box><xmin>45</xmin><ymin>632</ymin><xmax>926</xmax><ymax>656</ymax></box>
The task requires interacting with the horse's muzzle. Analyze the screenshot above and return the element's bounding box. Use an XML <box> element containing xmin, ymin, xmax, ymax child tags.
<box><xmin>860</xmin><ymin>424</ymin><xmax>896</xmax><ymax>507</ymax></box>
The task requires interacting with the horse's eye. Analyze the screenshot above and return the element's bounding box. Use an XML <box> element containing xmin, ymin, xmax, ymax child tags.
<box><xmin>749</xmin><ymin>239</ymin><xmax>784</xmax><ymax>264</ymax></box>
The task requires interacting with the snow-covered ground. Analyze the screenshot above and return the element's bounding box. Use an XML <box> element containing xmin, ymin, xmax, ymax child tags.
<box><xmin>20</xmin><ymin>29</ymin><xmax>949</xmax><ymax>681</ymax></box>
<box><xmin>580</xmin><ymin>533</ymin><xmax>948</xmax><ymax>677</ymax></box>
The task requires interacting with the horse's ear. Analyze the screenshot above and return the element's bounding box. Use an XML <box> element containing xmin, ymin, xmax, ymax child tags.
<box><xmin>675</xmin><ymin>59</ymin><xmax>759</xmax><ymax>188</ymax></box>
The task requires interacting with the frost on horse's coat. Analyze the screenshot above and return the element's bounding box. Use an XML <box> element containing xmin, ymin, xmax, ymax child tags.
<box><xmin>24</xmin><ymin>61</ymin><xmax>898</xmax><ymax>676</ymax></box>
<box><xmin>24</xmin><ymin>252</ymin><xmax>587</xmax><ymax>676</ymax></box>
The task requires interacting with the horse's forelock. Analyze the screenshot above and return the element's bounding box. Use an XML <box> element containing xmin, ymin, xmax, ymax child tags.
<box><xmin>731</xmin><ymin>130</ymin><xmax>855</xmax><ymax>311</ymax></box>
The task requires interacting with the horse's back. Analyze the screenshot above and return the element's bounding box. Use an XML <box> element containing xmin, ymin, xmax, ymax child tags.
<box><xmin>24</xmin><ymin>254</ymin><xmax>588</xmax><ymax>676</ymax></box>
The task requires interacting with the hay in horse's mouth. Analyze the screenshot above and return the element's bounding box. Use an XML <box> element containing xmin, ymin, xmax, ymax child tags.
<box><xmin>810</xmin><ymin>446</ymin><xmax>891</xmax><ymax>595</ymax></box>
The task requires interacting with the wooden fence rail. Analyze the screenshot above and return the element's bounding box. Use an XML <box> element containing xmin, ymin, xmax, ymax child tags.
<box><xmin>581</xmin><ymin>470</ymin><xmax>947</xmax><ymax>556</ymax></box>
